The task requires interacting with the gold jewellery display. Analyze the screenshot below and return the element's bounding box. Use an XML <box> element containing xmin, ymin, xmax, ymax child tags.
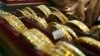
<box><xmin>0</xmin><ymin>4</ymin><xmax>100</xmax><ymax>56</ymax></box>
<box><xmin>0</xmin><ymin>10</ymin><xmax>28</xmax><ymax>33</ymax></box>
<box><xmin>66</xmin><ymin>20</ymin><xmax>90</xmax><ymax>34</ymax></box>
<box><xmin>24</xmin><ymin>7</ymin><xmax>37</xmax><ymax>18</ymax></box>
<box><xmin>48</xmin><ymin>22</ymin><xmax>78</xmax><ymax>41</ymax></box>
<box><xmin>49</xmin><ymin>11</ymin><xmax>69</xmax><ymax>24</ymax></box>
<box><xmin>35</xmin><ymin>5</ymin><xmax>52</xmax><ymax>18</ymax></box>
<box><xmin>48</xmin><ymin>41</ymin><xmax>85</xmax><ymax>56</ymax></box>
<box><xmin>50</xmin><ymin>7</ymin><xmax>69</xmax><ymax>22</ymax></box>
<box><xmin>18</xmin><ymin>8</ymin><xmax>48</xmax><ymax>29</ymax></box>
<box><xmin>21</xmin><ymin>28</ymin><xmax>55</xmax><ymax>54</ymax></box>
<box><xmin>76</xmin><ymin>37</ymin><xmax>100</xmax><ymax>49</ymax></box>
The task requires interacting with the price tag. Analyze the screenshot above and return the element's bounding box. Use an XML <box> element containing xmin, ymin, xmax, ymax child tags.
<box><xmin>52</xmin><ymin>29</ymin><xmax>64</xmax><ymax>40</ymax></box>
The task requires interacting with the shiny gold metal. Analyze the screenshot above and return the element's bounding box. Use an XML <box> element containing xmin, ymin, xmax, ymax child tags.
<box><xmin>62</xmin><ymin>25</ymin><xmax>78</xmax><ymax>40</ymax></box>
<box><xmin>0</xmin><ymin>10</ymin><xmax>28</xmax><ymax>33</ymax></box>
<box><xmin>18</xmin><ymin>9</ymin><xmax>48</xmax><ymax>29</ymax></box>
<box><xmin>50</xmin><ymin>7</ymin><xmax>69</xmax><ymax>23</ymax></box>
<box><xmin>48</xmin><ymin>22</ymin><xmax>78</xmax><ymax>41</ymax></box>
<box><xmin>39</xmin><ymin>5</ymin><xmax>52</xmax><ymax>16</ymax></box>
<box><xmin>35</xmin><ymin>17</ymin><xmax>48</xmax><ymax>29</ymax></box>
<box><xmin>67</xmin><ymin>20</ymin><xmax>90</xmax><ymax>34</ymax></box>
<box><xmin>35</xmin><ymin>5</ymin><xmax>52</xmax><ymax>18</ymax></box>
<box><xmin>22</xmin><ymin>28</ymin><xmax>55</xmax><ymax>54</ymax></box>
<box><xmin>49</xmin><ymin>41</ymin><xmax>85</xmax><ymax>56</ymax></box>
<box><xmin>25</xmin><ymin>7</ymin><xmax>37</xmax><ymax>18</ymax></box>
<box><xmin>76</xmin><ymin>37</ymin><xmax>100</xmax><ymax>49</ymax></box>
<box><xmin>50</xmin><ymin>12</ymin><xmax>66</xmax><ymax>24</ymax></box>
<box><xmin>50</xmin><ymin>11</ymin><xmax>68</xmax><ymax>24</ymax></box>
<box><xmin>56</xmin><ymin>41</ymin><xmax>85</xmax><ymax>56</ymax></box>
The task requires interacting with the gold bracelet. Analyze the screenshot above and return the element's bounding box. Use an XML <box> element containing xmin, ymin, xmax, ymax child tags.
<box><xmin>48</xmin><ymin>22</ymin><xmax>78</xmax><ymax>40</ymax></box>
<box><xmin>62</xmin><ymin>26</ymin><xmax>78</xmax><ymax>40</ymax></box>
<box><xmin>76</xmin><ymin>36</ymin><xmax>100</xmax><ymax>48</ymax></box>
<box><xmin>10</xmin><ymin>15</ymin><xmax>28</xmax><ymax>33</ymax></box>
<box><xmin>67</xmin><ymin>20</ymin><xmax>90</xmax><ymax>34</ymax></box>
<box><xmin>0</xmin><ymin>10</ymin><xmax>28</xmax><ymax>33</ymax></box>
<box><xmin>49</xmin><ymin>41</ymin><xmax>85</xmax><ymax>56</ymax></box>
<box><xmin>18</xmin><ymin>9</ymin><xmax>32</xmax><ymax>19</ymax></box>
<box><xmin>50</xmin><ymin>7</ymin><xmax>69</xmax><ymax>23</ymax></box>
<box><xmin>49</xmin><ymin>12</ymin><xmax>66</xmax><ymax>24</ymax></box>
<box><xmin>48</xmin><ymin>22</ymin><xmax>73</xmax><ymax>41</ymax></box>
<box><xmin>56</xmin><ymin>41</ymin><xmax>85</xmax><ymax>56</ymax></box>
<box><xmin>24</xmin><ymin>7</ymin><xmax>37</xmax><ymax>18</ymax></box>
<box><xmin>35</xmin><ymin>17</ymin><xmax>48</xmax><ymax>29</ymax></box>
<box><xmin>35</xmin><ymin>5</ymin><xmax>52</xmax><ymax>18</ymax></box>
<box><xmin>22</xmin><ymin>9</ymin><xmax>34</xmax><ymax>19</ymax></box>
<box><xmin>18</xmin><ymin>9</ymin><xmax>48</xmax><ymax>29</ymax></box>
<box><xmin>39</xmin><ymin>5</ymin><xmax>52</xmax><ymax>16</ymax></box>
<box><xmin>22</xmin><ymin>28</ymin><xmax>55</xmax><ymax>54</ymax></box>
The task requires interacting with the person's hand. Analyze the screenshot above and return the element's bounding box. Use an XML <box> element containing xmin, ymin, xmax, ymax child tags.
<box><xmin>51</xmin><ymin>0</ymin><xmax>89</xmax><ymax>21</ymax></box>
<box><xmin>85</xmin><ymin>0</ymin><xmax>98</xmax><ymax>27</ymax></box>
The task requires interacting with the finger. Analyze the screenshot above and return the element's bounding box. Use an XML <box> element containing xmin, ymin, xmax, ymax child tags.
<box><xmin>77</xmin><ymin>0</ymin><xmax>85</xmax><ymax>21</ymax></box>
<box><xmin>92</xmin><ymin>0</ymin><xmax>100</xmax><ymax>24</ymax></box>
<box><xmin>85</xmin><ymin>0</ymin><xmax>98</xmax><ymax>26</ymax></box>
<box><xmin>65</xmin><ymin>2</ymin><xmax>78</xmax><ymax>12</ymax></box>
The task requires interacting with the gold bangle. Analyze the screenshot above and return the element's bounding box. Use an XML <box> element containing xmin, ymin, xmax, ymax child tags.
<box><xmin>76</xmin><ymin>37</ymin><xmax>100</xmax><ymax>49</ymax></box>
<box><xmin>22</xmin><ymin>9</ymin><xmax>48</xmax><ymax>29</ymax></box>
<box><xmin>35</xmin><ymin>17</ymin><xmax>48</xmax><ymax>29</ymax></box>
<box><xmin>25</xmin><ymin>7</ymin><xmax>37</xmax><ymax>18</ymax></box>
<box><xmin>48</xmin><ymin>22</ymin><xmax>78</xmax><ymax>40</ymax></box>
<box><xmin>62</xmin><ymin>26</ymin><xmax>78</xmax><ymax>40</ymax></box>
<box><xmin>35</xmin><ymin>5</ymin><xmax>51</xmax><ymax>18</ymax></box>
<box><xmin>31</xmin><ymin>28</ymin><xmax>54</xmax><ymax>46</ymax></box>
<box><xmin>39</xmin><ymin>5</ymin><xmax>52</xmax><ymax>16</ymax></box>
<box><xmin>18</xmin><ymin>9</ymin><xmax>32</xmax><ymax>19</ymax></box>
<box><xmin>50</xmin><ymin>7</ymin><xmax>69</xmax><ymax>23</ymax></box>
<box><xmin>0</xmin><ymin>10</ymin><xmax>28</xmax><ymax>33</ymax></box>
<box><xmin>49</xmin><ymin>41</ymin><xmax>85</xmax><ymax>56</ymax></box>
<box><xmin>56</xmin><ymin>41</ymin><xmax>85</xmax><ymax>56</ymax></box>
<box><xmin>18</xmin><ymin>9</ymin><xmax>48</xmax><ymax>29</ymax></box>
<box><xmin>54</xmin><ymin>11</ymin><xmax>69</xmax><ymax>24</ymax></box>
<box><xmin>48</xmin><ymin>22</ymin><xmax>62</xmax><ymax>32</ymax></box>
<box><xmin>49</xmin><ymin>12</ymin><xmax>66</xmax><ymax>24</ymax></box>
<box><xmin>67</xmin><ymin>20</ymin><xmax>90</xmax><ymax>34</ymax></box>
<box><xmin>22</xmin><ymin>9</ymin><xmax>34</xmax><ymax>19</ymax></box>
<box><xmin>22</xmin><ymin>28</ymin><xmax>55</xmax><ymax>54</ymax></box>
<box><xmin>48</xmin><ymin>22</ymin><xmax>73</xmax><ymax>41</ymax></box>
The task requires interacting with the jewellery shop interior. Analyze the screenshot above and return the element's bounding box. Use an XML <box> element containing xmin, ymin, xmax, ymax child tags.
<box><xmin>0</xmin><ymin>0</ymin><xmax>100</xmax><ymax>56</ymax></box>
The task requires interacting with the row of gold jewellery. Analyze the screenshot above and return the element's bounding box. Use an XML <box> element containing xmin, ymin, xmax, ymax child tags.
<box><xmin>47</xmin><ymin>7</ymin><xmax>90</xmax><ymax>34</ymax></box>
<box><xmin>50</xmin><ymin>7</ymin><xmax>69</xmax><ymax>22</ymax></box>
<box><xmin>49</xmin><ymin>11</ymin><xmax>69</xmax><ymax>24</ymax></box>
<box><xmin>66</xmin><ymin>20</ymin><xmax>90</xmax><ymax>34</ymax></box>
<box><xmin>18</xmin><ymin>8</ymin><xmax>48</xmax><ymax>29</ymax></box>
<box><xmin>48</xmin><ymin>41</ymin><xmax>85</xmax><ymax>56</ymax></box>
<box><xmin>35</xmin><ymin>5</ymin><xmax>52</xmax><ymax>18</ymax></box>
<box><xmin>75</xmin><ymin>36</ymin><xmax>100</xmax><ymax>50</ymax></box>
<box><xmin>0</xmin><ymin>10</ymin><xmax>28</xmax><ymax>33</ymax></box>
<box><xmin>47</xmin><ymin>22</ymin><xmax>78</xmax><ymax>41</ymax></box>
<box><xmin>21</xmin><ymin>28</ymin><xmax>55</xmax><ymax>54</ymax></box>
